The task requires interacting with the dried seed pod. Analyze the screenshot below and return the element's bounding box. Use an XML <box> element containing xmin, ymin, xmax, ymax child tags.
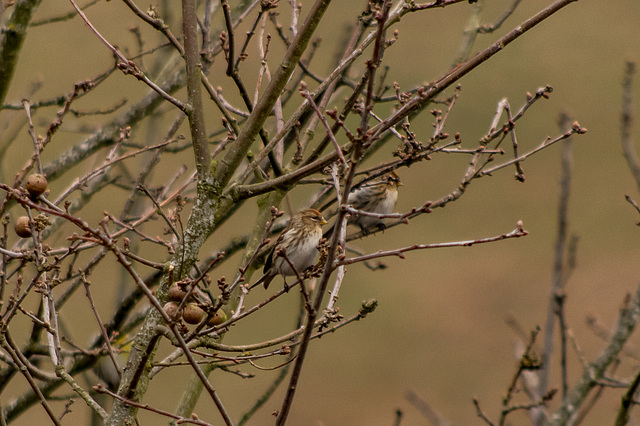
<box><xmin>25</xmin><ymin>174</ymin><xmax>48</xmax><ymax>197</ymax></box>
<box><xmin>168</xmin><ymin>285</ymin><xmax>188</xmax><ymax>302</ymax></box>
<box><xmin>163</xmin><ymin>302</ymin><xmax>181</xmax><ymax>321</ymax></box>
<box><xmin>14</xmin><ymin>216</ymin><xmax>32</xmax><ymax>238</ymax></box>
<box><xmin>207</xmin><ymin>310</ymin><xmax>228</xmax><ymax>326</ymax></box>
<box><xmin>183</xmin><ymin>304</ymin><xmax>204</xmax><ymax>325</ymax></box>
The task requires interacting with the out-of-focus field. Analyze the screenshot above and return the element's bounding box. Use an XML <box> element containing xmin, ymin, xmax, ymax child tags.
<box><xmin>2</xmin><ymin>0</ymin><xmax>640</xmax><ymax>425</ymax></box>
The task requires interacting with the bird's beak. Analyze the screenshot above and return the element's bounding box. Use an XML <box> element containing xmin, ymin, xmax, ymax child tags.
<box><xmin>320</xmin><ymin>218</ymin><xmax>328</xmax><ymax>225</ymax></box>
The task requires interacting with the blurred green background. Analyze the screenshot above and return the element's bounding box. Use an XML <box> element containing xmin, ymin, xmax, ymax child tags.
<box><xmin>2</xmin><ymin>0</ymin><xmax>640</xmax><ymax>424</ymax></box>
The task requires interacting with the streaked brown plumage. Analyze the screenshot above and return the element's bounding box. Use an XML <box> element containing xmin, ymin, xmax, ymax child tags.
<box><xmin>346</xmin><ymin>171</ymin><xmax>401</xmax><ymax>231</ymax></box>
<box><xmin>252</xmin><ymin>209</ymin><xmax>327</xmax><ymax>290</ymax></box>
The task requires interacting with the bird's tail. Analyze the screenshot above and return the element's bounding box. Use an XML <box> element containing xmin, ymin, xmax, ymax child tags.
<box><xmin>249</xmin><ymin>273</ymin><xmax>275</xmax><ymax>290</ymax></box>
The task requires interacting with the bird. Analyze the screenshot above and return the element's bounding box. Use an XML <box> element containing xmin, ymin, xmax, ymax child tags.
<box><xmin>347</xmin><ymin>171</ymin><xmax>401</xmax><ymax>231</ymax></box>
<box><xmin>251</xmin><ymin>209</ymin><xmax>327</xmax><ymax>290</ymax></box>
<box><xmin>324</xmin><ymin>171</ymin><xmax>401</xmax><ymax>238</ymax></box>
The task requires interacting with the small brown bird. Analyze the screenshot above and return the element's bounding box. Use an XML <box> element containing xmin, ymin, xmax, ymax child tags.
<box><xmin>347</xmin><ymin>171</ymin><xmax>401</xmax><ymax>232</ymax></box>
<box><xmin>252</xmin><ymin>209</ymin><xmax>327</xmax><ymax>290</ymax></box>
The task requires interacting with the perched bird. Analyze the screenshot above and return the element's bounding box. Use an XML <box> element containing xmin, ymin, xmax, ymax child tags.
<box><xmin>347</xmin><ymin>171</ymin><xmax>401</xmax><ymax>231</ymax></box>
<box><xmin>252</xmin><ymin>209</ymin><xmax>327</xmax><ymax>290</ymax></box>
<box><xmin>324</xmin><ymin>172</ymin><xmax>401</xmax><ymax>238</ymax></box>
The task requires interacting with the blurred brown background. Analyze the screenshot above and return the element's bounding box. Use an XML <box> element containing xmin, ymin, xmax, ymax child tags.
<box><xmin>2</xmin><ymin>0</ymin><xmax>640</xmax><ymax>424</ymax></box>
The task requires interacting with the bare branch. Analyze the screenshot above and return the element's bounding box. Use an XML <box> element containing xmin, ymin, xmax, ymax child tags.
<box><xmin>68</xmin><ymin>0</ymin><xmax>187</xmax><ymax>111</ymax></box>
<box><xmin>341</xmin><ymin>222</ymin><xmax>527</xmax><ymax>266</ymax></box>
<box><xmin>552</xmin><ymin>285</ymin><xmax>640</xmax><ymax>424</ymax></box>
<box><xmin>621</xmin><ymin>61</ymin><xmax>640</xmax><ymax>191</ymax></box>
<box><xmin>539</xmin><ymin>112</ymin><xmax>574</xmax><ymax>404</ymax></box>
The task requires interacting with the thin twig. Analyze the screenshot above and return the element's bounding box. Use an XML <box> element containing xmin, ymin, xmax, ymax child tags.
<box><xmin>67</xmin><ymin>0</ymin><xmax>187</xmax><ymax>112</ymax></box>
<box><xmin>95</xmin><ymin>385</ymin><xmax>213</xmax><ymax>425</ymax></box>
<box><xmin>473</xmin><ymin>397</ymin><xmax>495</xmax><ymax>426</ymax></box>
<box><xmin>614</xmin><ymin>370</ymin><xmax>640</xmax><ymax>426</ymax></box>
<box><xmin>324</xmin><ymin>163</ymin><xmax>348</xmax><ymax>313</ymax></box>
<box><xmin>622</xmin><ymin>61</ymin><xmax>640</xmax><ymax>192</ymax></box>
<box><xmin>539</xmin><ymin>112</ymin><xmax>574</xmax><ymax>406</ymax></box>
<box><xmin>82</xmin><ymin>274</ymin><xmax>121</xmax><ymax>384</ymax></box>
<box><xmin>0</xmin><ymin>334</ymin><xmax>61</xmax><ymax>425</ymax></box>
<box><xmin>21</xmin><ymin>101</ymin><xmax>43</xmax><ymax>174</ymax></box>
<box><xmin>299</xmin><ymin>82</ymin><xmax>347</xmax><ymax>167</ymax></box>
<box><xmin>406</xmin><ymin>390</ymin><xmax>451</xmax><ymax>426</ymax></box>
<box><xmin>552</xmin><ymin>284</ymin><xmax>640</xmax><ymax>424</ymax></box>
<box><xmin>340</xmin><ymin>222</ymin><xmax>527</xmax><ymax>266</ymax></box>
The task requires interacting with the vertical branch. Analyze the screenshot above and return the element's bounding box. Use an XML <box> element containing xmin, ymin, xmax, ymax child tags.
<box><xmin>504</xmin><ymin>102</ymin><xmax>525</xmax><ymax>181</ymax></box>
<box><xmin>0</xmin><ymin>216</ymin><xmax>8</xmax><ymax>314</ymax></box>
<box><xmin>221</xmin><ymin>0</ymin><xmax>236</xmax><ymax>77</ymax></box>
<box><xmin>451</xmin><ymin>0</ymin><xmax>522</xmax><ymax>67</ymax></box>
<box><xmin>172</xmin><ymin>191</ymin><xmax>286</xmax><ymax>422</ymax></box>
<box><xmin>183</xmin><ymin>0</ymin><xmax>210</xmax><ymax>178</ymax></box>
<box><xmin>22</xmin><ymin>101</ymin><xmax>43</xmax><ymax>174</ymax></box>
<box><xmin>221</xmin><ymin>0</ymin><xmax>252</xmax><ymax>109</ymax></box>
<box><xmin>359</xmin><ymin>0</ymin><xmax>391</xmax><ymax>138</ymax></box>
<box><xmin>325</xmin><ymin>164</ymin><xmax>347</xmax><ymax>312</ymax></box>
<box><xmin>220</xmin><ymin>1</ymin><xmax>283</xmax><ymax>176</ymax></box>
<box><xmin>451</xmin><ymin>0</ymin><xmax>484</xmax><ymax>67</ymax></box>
<box><xmin>82</xmin><ymin>276</ymin><xmax>122</xmax><ymax>382</ymax></box>
<box><xmin>275</xmin><ymin>148</ymin><xmax>360</xmax><ymax>426</ymax></box>
<box><xmin>552</xmin><ymin>284</ymin><xmax>640</xmax><ymax>424</ymax></box>
<box><xmin>274</xmin><ymin>3</ymin><xmax>396</xmax><ymax>420</ymax></box>
<box><xmin>289</xmin><ymin>0</ymin><xmax>300</xmax><ymax>38</ymax></box>
<box><xmin>556</xmin><ymin>293</ymin><xmax>568</xmax><ymax>399</ymax></box>
<box><xmin>621</xmin><ymin>61</ymin><xmax>640</xmax><ymax>191</ymax></box>
<box><xmin>538</xmin><ymin>112</ymin><xmax>573</xmax><ymax>410</ymax></box>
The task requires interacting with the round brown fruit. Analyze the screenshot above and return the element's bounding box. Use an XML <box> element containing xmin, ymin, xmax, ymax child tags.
<box><xmin>207</xmin><ymin>310</ymin><xmax>228</xmax><ymax>326</ymax></box>
<box><xmin>168</xmin><ymin>285</ymin><xmax>188</xmax><ymax>302</ymax></box>
<box><xmin>163</xmin><ymin>302</ymin><xmax>181</xmax><ymax>321</ymax></box>
<box><xmin>25</xmin><ymin>174</ymin><xmax>48</xmax><ymax>197</ymax></box>
<box><xmin>183</xmin><ymin>304</ymin><xmax>204</xmax><ymax>325</ymax></box>
<box><xmin>14</xmin><ymin>216</ymin><xmax>32</xmax><ymax>238</ymax></box>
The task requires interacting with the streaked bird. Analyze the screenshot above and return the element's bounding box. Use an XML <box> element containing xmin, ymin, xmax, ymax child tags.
<box><xmin>252</xmin><ymin>209</ymin><xmax>327</xmax><ymax>290</ymax></box>
<box><xmin>346</xmin><ymin>171</ymin><xmax>401</xmax><ymax>232</ymax></box>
